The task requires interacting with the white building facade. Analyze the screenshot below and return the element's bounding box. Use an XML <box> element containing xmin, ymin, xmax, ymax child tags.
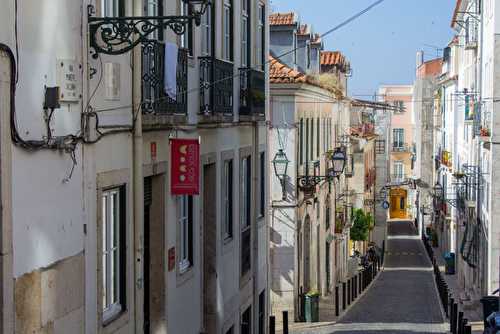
<box><xmin>0</xmin><ymin>0</ymin><xmax>269</xmax><ymax>333</ymax></box>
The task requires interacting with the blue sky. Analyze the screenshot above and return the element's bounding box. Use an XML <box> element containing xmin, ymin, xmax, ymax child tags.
<box><xmin>270</xmin><ymin>0</ymin><xmax>456</xmax><ymax>97</ymax></box>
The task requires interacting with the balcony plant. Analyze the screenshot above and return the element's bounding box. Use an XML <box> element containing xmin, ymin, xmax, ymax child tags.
<box><xmin>480</xmin><ymin>126</ymin><xmax>491</xmax><ymax>137</ymax></box>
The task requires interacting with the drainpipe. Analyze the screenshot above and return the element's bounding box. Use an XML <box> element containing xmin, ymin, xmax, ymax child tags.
<box><xmin>132</xmin><ymin>0</ymin><xmax>144</xmax><ymax>331</ymax></box>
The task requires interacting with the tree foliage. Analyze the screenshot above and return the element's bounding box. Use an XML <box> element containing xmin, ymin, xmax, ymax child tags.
<box><xmin>350</xmin><ymin>208</ymin><xmax>373</xmax><ymax>242</ymax></box>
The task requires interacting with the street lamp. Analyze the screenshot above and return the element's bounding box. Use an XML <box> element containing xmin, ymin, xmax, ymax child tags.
<box><xmin>88</xmin><ymin>0</ymin><xmax>211</xmax><ymax>56</ymax></box>
<box><xmin>329</xmin><ymin>147</ymin><xmax>347</xmax><ymax>177</ymax></box>
<box><xmin>298</xmin><ymin>146</ymin><xmax>347</xmax><ymax>196</ymax></box>
<box><xmin>272</xmin><ymin>149</ymin><xmax>290</xmax><ymax>200</ymax></box>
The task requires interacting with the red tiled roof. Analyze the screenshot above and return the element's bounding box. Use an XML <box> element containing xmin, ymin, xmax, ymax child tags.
<box><xmin>269</xmin><ymin>56</ymin><xmax>343</xmax><ymax>98</ymax></box>
<box><xmin>269</xmin><ymin>12</ymin><xmax>296</xmax><ymax>26</ymax></box>
<box><xmin>321</xmin><ymin>51</ymin><xmax>347</xmax><ymax>67</ymax></box>
<box><xmin>269</xmin><ymin>56</ymin><xmax>307</xmax><ymax>84</ymax></box>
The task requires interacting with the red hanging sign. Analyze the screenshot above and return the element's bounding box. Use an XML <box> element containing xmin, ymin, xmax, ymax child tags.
<box><xmin>170</xmin><ymin>138</ymin><xmax>200</xmax><ymax>195</ymax></box>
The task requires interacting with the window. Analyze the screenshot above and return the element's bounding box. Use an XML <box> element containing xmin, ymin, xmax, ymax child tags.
<box><xmin>258</xmin><ymin>290</ymin><xmax>265</xmax><ymax>334</ymax></box>
<box><xmin>325</xmin><ymin>200</ymin><xmax>331</xmax><ymax>230</ymax></box>
<box><xmin>201</xmin><ymin>3</ymin><xmax>212</xmax><ymax>56</ymax></box>
<box><xmin>102</xmin><ymin>187</ymin><xmax>126</xmax><ymax>323</ymax></box>
<box><xmin>101</xmin><ymin>0</ymin><xmax>122</xmax><ymax>17</ymax></box>
<box><xmin>393</xmin><ymin>128</ymin><xmax>404</xmax><ymax>148</ymax></box>
<box><xmin>259</xmin><ymin>152</ymin><xmax>265</xmax><ymax>218</ymax></box>
<box><xmin>223</xmin><ymin>159</ymin><xmax>234</xmax><ymax>239</ymax></box>
<box><xmin>393</xmin><ymin>100</ymin><xmax>404</xmax><ymax>112</ymax></box>
<box><xmin>376</xmin><ymin>140</ymin><xmax>385</xmax><ymax>154</ymax></box>
<box><xmin>306</xmin><ymin>119</ymin><xmax>310</xmax><ymax>164</ymax></box>
<box><xmin>393</xmin><ymin>161</ymin><xmax>404</xmax><ymax>180</ymax></box>
<box><xmin>241</xmin><ymin>156</ymin><xmax>252</xmax><ymax>276</ymax></box>
<box><xmin>223</xmin><ymin>0</ymin><xmax>233</xmax><ymax>61</ymax></box>
<box><xmin>241</xmin><ymin>0</ymin><xmax>250</xmax><ymax>67</ymax></box>
<box><xmin>241</xmin><ymin>306</ymin><xmax>252</xmax><ymax>334</ymax></box>
<box><xmin>310</xmin><ymin>118</ymin><xmax>314</xmax><ymax>161</ymax></box>
<box><xmin>257</xmin><ymin>3</ymin><xmax>265</xmax><ymax>69</ymax></box>
<box><xmin>180</xmin><ymin>0</ymin><xmax>193</xmax><ymax>54</ymax></box>
<box><xmin>299</xmin><ymin>119</ymin><xmax>304</xmax><ymax>165</ymax></box>
<box><xmin>179</xmin><ymin>195</ymin><xmax>194</xmax><ymax>273</ymax></box>
<box><xmin>316</xmin><ymin>118</ymin><xmax>320</xmax><ymax>157</ymax></box>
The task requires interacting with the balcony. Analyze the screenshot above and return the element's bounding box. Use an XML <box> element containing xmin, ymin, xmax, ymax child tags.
<box><xmin>141</xmin><ymin>41</ymin><xmax>188</xmax><ymax>117</ymax></box>
<box><xmin>199</xmin><ymin>57</ymin><xmax>234</xmax><ymax>117</ymax></box>
<box><xmin>239</xmin><ymin>68</ymin><xmax>265</xmax><ymax>118</ymax></box>
<box><xmin>351</xmin><ymin>122</ymin><xmax>375</xmax><ymax>138</ymax></box>
<box><xmin>391</xmin><ymin>143</ymin><xmax>411</xmax><ymax>153</ymax></box>
<box><xmin>390</xmin><ymin>174</ymin><xmax>409</xmax><ymax>183</ymax></box>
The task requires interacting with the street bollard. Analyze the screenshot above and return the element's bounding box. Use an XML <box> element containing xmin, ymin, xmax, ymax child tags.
<box><xmin>342</xmin><ymin>282</ymin><xmax>346</xmax><ymax>310</ymax></box>
<box><xmin>282</xmin><ymin>311</ymin><xmax>289</xmax><ymax>334</ymax></box>
<box><xmin>461</xmin><ymin>318</ymin><xmax>468</xmax><ymax>334</ymax></box>
<box><xmin>452</xmin><ymin>303</ymin><xmax>458</xmax><ymax>334</ymax></box>
<box><xmin>444</xmin><ymin>288</ymin><xmax>449</xmax><ymax>318</ymax></box>
<box><xmin>335</xmin><ymin>285</ymin><xmax>340</xmax><ymax>317</ymax></box>
<box><xmin>457</xmin><ymin>311</ymin><xmax>463</xmax><ymax>334</ymax></box>
<box><xmin>449</xmin><ymin>297</ymin><xmax>454</xmax><ymax>330</ymax></box>
<box><xmin>358</xmin><ymin>272</ymin><xmax>362</xmax><ymax>295</ymax></box>
<box><xmin>464</xmin><ymin>325</ymin><xmax>471</xmax><ymax>334</ymax></box>
<box><xmin>353</xmin><ymin>276</ymin><xmax>357</xmax><ymax>300</ymax></box>
<box><xmin>269</xmin><ymin>316</ymin><xmax>275</xmax><ymax>334</ymax></box>
<box><xmin>347</xmin><ymin>279</ymin><xmax>351</xmax><ymax>305</ymax></box>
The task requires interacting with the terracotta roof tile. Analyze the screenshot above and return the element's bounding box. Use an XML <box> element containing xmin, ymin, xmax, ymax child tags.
<box><xmin>269</xmin><ymin>12</ymin><xmax>296</xmax><ymax>26</ymax></box>
<box><xmin>269</xmin><ymin>56</ymin><xmax>343</xmax><ymax>98</ymax></box>
<box><xmin>269</xmin><ymin>56</ymin><xmax>306</xmax><ymax>84</ymax></box>
<box><xmin>321</xmin><ymin>51</ymin><xmax>347</xmax><ymax>67</ymax></box>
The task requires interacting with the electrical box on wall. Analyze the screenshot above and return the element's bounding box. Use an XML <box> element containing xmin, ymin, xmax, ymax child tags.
<box><xmin>56</xmin><ymin>59</ymin><xmax>82</xmax><ymax>102</ymax></box>
<box><xmin>104</xmin><ymin>62</ymin><xmax>121</xmax><ymax>100</ymax></box>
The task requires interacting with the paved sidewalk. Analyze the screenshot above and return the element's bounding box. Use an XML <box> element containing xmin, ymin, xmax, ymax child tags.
<box><xmin>282</xmin><ymin>221</ymin><xmax>448</xmax><ymax>334</ymax></box>
<box><xmin>433</xmin><ymin>247</ymin><xmax>484</xmax><ymax>334</ymax></box>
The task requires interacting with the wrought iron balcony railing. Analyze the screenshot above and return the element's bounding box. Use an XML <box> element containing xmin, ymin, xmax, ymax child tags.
<box><xmin>141</xmin><ymin>41</ymin><xmax>188</xmax><ymax>115</ymax></box>
<box><xmin>390</xmin><ymin>174</ymin><xmax>409</xmax><ymax>183</ymax></box>
<box><xmin>200</xmin><ymin>57</ymin><xmax>234</xmax><ymax>115</ymax></box>
<box><xmin>239</xmin><ymin>68</ymin><xmax>265</xmax><ymax>117</ymax></box>
<box><xmin>391</xmin><ymin>143</ymin><xmax>411</xmax><ymax>153</ymax></box>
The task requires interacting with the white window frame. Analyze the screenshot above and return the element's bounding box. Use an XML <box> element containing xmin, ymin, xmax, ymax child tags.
<box><xmin>102</xmin><ymin>188</ymin><xmax>123</xmax><ymax>323</ymax></box>
<box><xmin>223</xmin><ymin>159</ymin><xmax>234</xmax><ymax>239</ymax></box>
<box><xmin>101</xmin><ymin>0</ymin><xmax>120</xmax><ymax>17</ymax></box>
<box><xmin>393</xmin><ymin>161</ymin><xmax>404</xmax><ymax>180</ymax></box>
<box><xmin>180</xmin><ymin>0</ymin><xmax>189</xmax><ymax>49</ymax></box>
<box><xmin>257</xmin><ymin>2</ymin><xmax>265</xmax><ymax>69</ymax></box>
<box><xmin>179</xmin><ymin>195</ymin><xmax>192</xmax><ymax>273</ymax></box>
<box><xmin>223</xmin><ymin>0</ymin><xmax>232</xmax><ymax>61</ymax></box>
<box><xmin>241</xmin><ymin>156</ymin><xmax>251</xmax><ymax>229</ymax></box>
<box><xmin>201</xmin><ymin>4</ymin><xmax>212</xmax><ymax>56</ymax></box>
<box><xmin>393</xmin><ymin>128</ymin><xmax>404</xmax><ymax>148</ymax></box>
<box><xmin>241</xmin><ymin>0</ymin><xmax>249</xmax><ymax>67</ymax></box>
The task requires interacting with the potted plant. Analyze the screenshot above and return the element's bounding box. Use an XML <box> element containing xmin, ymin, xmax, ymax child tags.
<box><xmin>480</xmin><ymin>126</ymin><xmax>491</xmax><ymax>138</ymax></box>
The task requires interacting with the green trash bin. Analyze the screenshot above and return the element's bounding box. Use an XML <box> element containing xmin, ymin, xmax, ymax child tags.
<box><xmin>305</xmin><ymin>291</ymin><xmax>320</xmax><ymax>322</ymax></box>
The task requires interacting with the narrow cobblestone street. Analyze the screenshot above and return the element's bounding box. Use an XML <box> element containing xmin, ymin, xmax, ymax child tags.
<box><xmin>331</xmin><ymin>221</ymin><xmax>448</xmax><ymax>333</ymax></box>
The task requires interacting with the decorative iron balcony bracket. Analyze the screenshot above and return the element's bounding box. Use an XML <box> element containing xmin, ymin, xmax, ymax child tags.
<box><xmin>88</xmin><ymin>5</ymin><xmax>197</xmax><ymax>57</ymax></box>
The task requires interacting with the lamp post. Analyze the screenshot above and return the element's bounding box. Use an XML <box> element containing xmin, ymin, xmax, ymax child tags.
<box><xmin>297</xmin><ymin>147</ymin><xmax>347</xmax><ymax>197</ymax></box>
<box><xmin>272</xmin><ymin>149</ymin><xmax>290</xmax><ymax>201</ymax></box>
<box><xmin>88</xmin><ymin>0</ymin><xmax>211</xmax><ymax>56</ymax></box>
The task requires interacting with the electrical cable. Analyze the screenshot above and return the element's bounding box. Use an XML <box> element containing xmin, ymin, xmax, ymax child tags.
<box><xmin>88</xmin><ymin>0</ymin><xmax>388</xmax><ymax>114</ymax></box>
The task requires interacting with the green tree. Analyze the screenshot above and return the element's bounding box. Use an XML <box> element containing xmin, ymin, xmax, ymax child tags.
<box><xmin>350</xmin><ymin>209</ymin><xmax>371</xmax><ymax>250</ymax></box>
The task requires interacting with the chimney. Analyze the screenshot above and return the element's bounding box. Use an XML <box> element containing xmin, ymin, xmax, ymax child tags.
<box><xmin>416</xmin><ymin>51</ymin><xmax>424</xmax><ymax>68</ymax></box>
